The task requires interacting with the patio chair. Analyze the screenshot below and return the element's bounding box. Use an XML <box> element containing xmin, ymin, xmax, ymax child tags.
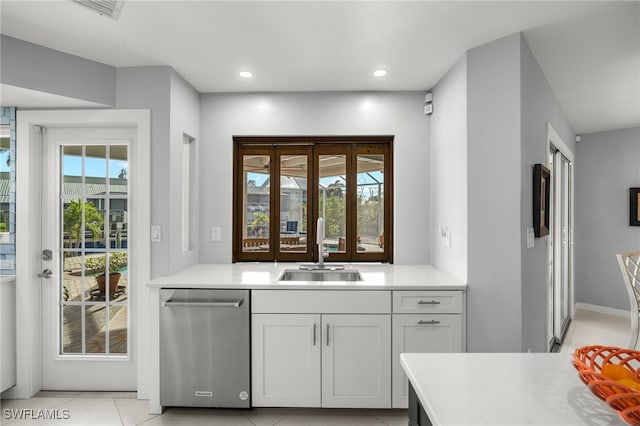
<box><xmin>617</xmin><ymin>251</ymin><xmax>640</xmax><ymax>349</ymax></box>
<box><xmin>282</xmin><ymin>221</ymin><xmax>298</xmax><ymax>234</ymax></box>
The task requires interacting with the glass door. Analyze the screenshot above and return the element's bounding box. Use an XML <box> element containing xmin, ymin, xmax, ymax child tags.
<box><xmin>549</xmin><ymin>148</ymin><xmax>573</xmax><ymax>350</ymax></box>
<box><xmin>42</xmin><ymin>127</ymin><xmax>135</xmax><ymax>390</ymax></box>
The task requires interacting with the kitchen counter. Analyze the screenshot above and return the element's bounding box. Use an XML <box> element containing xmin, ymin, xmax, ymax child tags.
<box><xmin>401</xmin><ymin>352</ymin><xmax>626</xmax><ymax>426</ymax></box>
<box><xmin>145</xmin><ymin>263</ymin><xmax>466</xmax><ymax>414</ymax></box>
<box><xmin>147</xmin><ymin>263</ymin><xmax>466</xmax><ymax>290</ymax></box>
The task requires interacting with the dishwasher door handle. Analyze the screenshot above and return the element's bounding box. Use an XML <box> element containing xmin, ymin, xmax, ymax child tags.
<box><xmin>162</xmin><ymin>300</ymin><xmax>243</xmax><ymax>308</ymax></box>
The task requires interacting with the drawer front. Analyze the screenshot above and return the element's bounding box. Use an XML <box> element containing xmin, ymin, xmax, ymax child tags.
<box><xmin>392</xmin><ymin>291</ymin><xmax>462</xmax><ymax>314</ymax></box>
<box><xmin>252</xmin><ymin>290</ymin><xmax>391</xmax><ymax>314</ymax></box>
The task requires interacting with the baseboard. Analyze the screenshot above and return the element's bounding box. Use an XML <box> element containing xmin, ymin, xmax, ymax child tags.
<box><xmin>575</xmin><ymin>302</ymin><xmax>630</xmax><ymax>318</ymax></box>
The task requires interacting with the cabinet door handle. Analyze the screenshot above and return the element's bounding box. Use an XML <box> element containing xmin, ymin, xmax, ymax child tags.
<box><xmin>417</xmin><ymin>300</ymin><xmax>440</xmax><ymax>305</ymax></box>
<box><xmin>326</xmin><ymin>324</ymin><xmax>330</xmax><ymax>346</ymax></box>
<box><xmin>418</xmin><ymin>320</ymin><xmax>441</xmax><ymax>325</ymax></box>
<box><xmin>313</xmin><ymin>323</ymin><xmax>317</xmax><ymax>346</ymax></box>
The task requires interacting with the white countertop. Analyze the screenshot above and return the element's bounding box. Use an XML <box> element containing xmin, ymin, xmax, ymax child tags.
<box><xmin>147</xmin><ymin>263</ymin><xmax>466</xmax><ymax>290</ymax></box>
<box><xmin>401</xmin><ymin>352</ymin><xmax>626</xmax><ymax>426</ymax></box>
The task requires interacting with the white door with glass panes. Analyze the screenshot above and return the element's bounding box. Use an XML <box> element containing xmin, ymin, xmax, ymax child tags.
<box><xmin>41</xmin><ymin>126</ymin><xmax>136</xmax><ymax>390</ymax></box>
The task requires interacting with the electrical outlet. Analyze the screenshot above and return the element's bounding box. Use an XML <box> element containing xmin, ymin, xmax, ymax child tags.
<box><xmin>211</xmin><ymin>227</ymin><xmax>221</xmax><ymax>242</ymax></box>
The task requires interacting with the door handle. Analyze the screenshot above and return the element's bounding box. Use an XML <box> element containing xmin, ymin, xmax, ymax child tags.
<box><xmin>38</xmin><ymin>269</ymin><xmax>54</xmax><ymax>279</ymax></box>
<box><xmin>418</xmin><ymin>300</ymin><xmax>440</xmax><ymax>305</ymax></box>
<box><xmin>418</xmin><ymin>320</ymin><xmax>441</xmax><ymax>325</ymax></box>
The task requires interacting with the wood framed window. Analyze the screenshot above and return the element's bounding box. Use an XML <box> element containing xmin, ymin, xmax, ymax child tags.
<box><xmin>233</xmin><ymin>136</ymin><xmax>393</xmax><ymax>263</ymax></box>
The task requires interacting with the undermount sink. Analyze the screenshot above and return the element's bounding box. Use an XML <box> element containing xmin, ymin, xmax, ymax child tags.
<box><xmin>279</xmin><ymin>269</ymin><xmax>363</xmax><ymax>282</ymax></box>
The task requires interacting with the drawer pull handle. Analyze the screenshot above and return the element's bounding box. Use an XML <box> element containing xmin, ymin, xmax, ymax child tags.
<box><xmin>418</xmin><ymin>320</ymin><xmax>441</xmax><ymax>325</ymax></box>
<box><xmin>417</xmin><ymin>300</ymin><xmax>440</xmax><ymax>305</ymax></box>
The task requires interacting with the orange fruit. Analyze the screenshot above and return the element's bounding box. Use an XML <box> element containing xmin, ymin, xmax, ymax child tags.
<box><xmin>601</xmin><ymin>364</ymin><xmax>636</xmax><ymax>381</ymax></box>
<box><xmin>617</xmin><ymin>379</ymin><xmax>640</xmax><ymax>391</ymax></box>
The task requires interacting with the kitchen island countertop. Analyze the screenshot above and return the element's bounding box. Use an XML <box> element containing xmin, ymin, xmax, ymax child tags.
<box><xmin>401</xmin><ymin>352</ymin><xmax>626</xmax><ymax>426</ymax></box>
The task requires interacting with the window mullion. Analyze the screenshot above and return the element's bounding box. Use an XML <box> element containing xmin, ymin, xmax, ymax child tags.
<box><xmin>271</xmin><ymin>146</ymin><xmax>279</xmax><ymax>259</ymax></box>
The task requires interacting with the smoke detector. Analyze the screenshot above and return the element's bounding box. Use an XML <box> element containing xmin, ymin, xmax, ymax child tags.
<box><xmin>73</xmin><ymin>0</ymin><xmax>124</xmax><ymax>20</ymax></box>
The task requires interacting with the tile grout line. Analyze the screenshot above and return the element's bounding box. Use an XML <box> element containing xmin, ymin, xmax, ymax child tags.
<box><xmin>112</xmin><ymin>398</ymin><xmax>124</xmax><ymax>426</ymax></box>
<box><xmin>272</xmin><ymin>408</ymin><xmax>300</xmax><ymax>426</ymax></box>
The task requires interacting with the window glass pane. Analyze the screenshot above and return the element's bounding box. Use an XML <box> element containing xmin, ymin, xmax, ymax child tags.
<box><xmin>62</xmin><ymin>304</ymin><xmax>83</xmax><ymax>354</ymax></box>
<box><xmin>85</xmin><ymin>304</ymin><xmax>106</xmax><ymax>354</ymax></box>
<box><xmin>318</xmin><ymin>155</ymin><xmax>346</xmax><ymax>254</ymax></box>
<box><xmin>243</xmin><ymin>155</ymin><xmax>270</xmax><ymax>252</ymax></box>
<box><xmin>108</xmin><ymin>198</ymin><xmax>128</xmax><ymax>249</ymax></box>
<box><xmin>280</xmin><ymin>154</ymin><xmax>308</xmax><ymax>253</ymax></box>
<box><xmin>62</xmin><ymin>146</ymin><xmax>82</xmax><ymax>196</ymax></box>
<box><xmin>84</xmin><ymin>199</ymin><xmax>106</xmax><ymax>249</ymax></box>
<box><xmin>357</xmin><ymin>154</ymin><xmax>384</xmax><ymax>253</ymax></box>
<box><xmin>0</xmin><ymin>132</ymin><xmax>9</xmax><ymax>236</ymax></box>
<box><xmin>62</xmin><ymin>251</ymin><xmax>82</xmax><ymax>302</ymax></box>
<box><xmin>109</xmin><ymin>305</ymin><xmax>128</xmax><ymax>354</ymax></box>
<box><xmin>109</xmin><ymin>145</ymin><xmax>128</xmax><ymax>196</ymax></box>
<box><xmin>62</xmin><ymin>198</ymin><xmax>85</xmax><ymax>249</ymax></box>
<box><xmin>85</xmin><ymin>145</ymin><xmax>107</xmax><ymax>196</ymax></box>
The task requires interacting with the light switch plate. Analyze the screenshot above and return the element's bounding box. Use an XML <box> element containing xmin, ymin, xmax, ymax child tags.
<box><xmin>440</xmin><ymin>226</ymin><xmax>451</xmax><ymax>248</ymax></box>
<box><xmin>211</xmin><ymin>227</ymin><xmax>221</xmax><ymax>242</ymax></box>
<box><xmin>151</xmin><ymin>225</ymin><xmax>161</xmax><ymax>243</ymax></box>
<box><xmin>526</xmin><ymin>228</ymin><xmax>535</xmax><ymax>249</ymax></box>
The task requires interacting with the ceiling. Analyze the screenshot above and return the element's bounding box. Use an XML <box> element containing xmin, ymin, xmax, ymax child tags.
<box><xmin>1</xmin><ymin>1</ymin><xmax>638</xmax><ymax>134</ymax></box>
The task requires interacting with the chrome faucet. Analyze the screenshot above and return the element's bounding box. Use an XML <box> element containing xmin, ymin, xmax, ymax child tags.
<box><xmin>317</xmin><ymin>217</ymin><xmax>328</xmax><ymax>268</ymax></box>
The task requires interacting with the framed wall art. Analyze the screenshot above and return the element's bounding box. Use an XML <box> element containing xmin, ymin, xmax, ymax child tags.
<box><xmin>631</xmin><ymin>188</ymin><xmax>640</xmax><ymax>226</ymax></box>
<box><xmin>533</xmin><ymin>164</ymin><xmax>551</xmax><ymax>237</ymax></box>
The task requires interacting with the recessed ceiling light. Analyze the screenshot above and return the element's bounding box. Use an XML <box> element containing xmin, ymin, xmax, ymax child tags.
<box><xmin>373</xmin><ymin>69</ymin><xmax>387</xmax><ymax>77</ymax></box>
<box><xmin>239</xmin><ymin>71</ymin><xmax>253</xmax><ymax>79</ymax></box>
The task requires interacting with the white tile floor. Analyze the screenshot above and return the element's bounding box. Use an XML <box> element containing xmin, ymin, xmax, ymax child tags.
<box><xmin>1</xmin><ymin>307</ymin><xmax>631</xmax><ymax>426</ymax></box>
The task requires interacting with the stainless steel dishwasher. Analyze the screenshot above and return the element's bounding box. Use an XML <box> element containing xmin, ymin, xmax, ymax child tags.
<box><xmin>159</xmin><ymin>288</ymin><xmax>250</xmax><ymax>408</ymax></box>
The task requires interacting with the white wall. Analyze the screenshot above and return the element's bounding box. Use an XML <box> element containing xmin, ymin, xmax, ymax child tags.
<box><xmin>168</xmin><ymin>70</ymin><xmax>201</xmax><ymax>273</ymax></box>
<box><xmin>115</xmin><ymin>66</ymin><xmax>172</xmax><ymax>279</ymax></box>
<box><xmin>430</xmin><ymin>54</ymin><xmax>468</xmax><ymax>283</ymax></box>
<box><xmin>199</xmin><ymin>92</ymin><xmax>430</xmax><ymax>264</ymax></box>
<box><xmin>467</xmin><ymin>33</ymin><xmax>523</xmax><ymax>352</ymax></box>
<box><xmin>520</xmin><ymin>36</ymin><xmax>575</xmax><ymax>352</ymax></box>
<box><xmin>576</xmin><ymin>127</ymin><xmax>640</xmax><ymax>311</ymax></box>
<box><xmin>1</xmin><ymin>35</ymin><xmax>116</xmax><ymax>106</ymax></box>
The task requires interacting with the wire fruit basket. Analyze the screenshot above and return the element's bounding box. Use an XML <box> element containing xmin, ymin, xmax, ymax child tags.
<box><xmin>573</xmin><ymin>345</ymin><xmax>640</xmax><ymax>425</ymax></box>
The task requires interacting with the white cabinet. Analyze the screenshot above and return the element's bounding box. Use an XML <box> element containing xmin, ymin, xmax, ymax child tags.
<box><xmin>252</xmin><ymin>289</ymin><xmax>464</xmax><ymax>410</ymax></box>
<box><xmin>252</xmin><ymin>314</ymin><xmax>321</xmax><ymax>407</ymax></box>
<box><xmin>251</xmin><ymin>291</ymin><xmax>391</xmax><ymax>408</ymax></box>
<box><xmin>391</xmin><ymin>291</ymin><xmax>465</xmax><ymax>409</ymax></box>
<box><xmin>322</xmin><ymin>315</ymin><xmax>391</xmax><ymax>408</ymax></box>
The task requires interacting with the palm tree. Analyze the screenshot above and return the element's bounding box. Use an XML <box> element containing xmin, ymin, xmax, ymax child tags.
<box><xmin>63</xmin><ymin>199</ymin><xmax>104</xmax><ymax>250</ymax></box>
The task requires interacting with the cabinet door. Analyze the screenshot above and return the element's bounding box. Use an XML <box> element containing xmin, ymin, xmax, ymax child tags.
<box><xmin>252</xmin><ymin>314</ymin><xmax>321</xmax><ymax>407</ymax></box>
<box><xmin>321</xmin><ymin>314</ymin><xmax>391</xmax><ymax>408</ymax></box>
<box><xmin>392</xmin><ymin>314</ymin><xmax>462</xmax><ymax>408</ymax></box>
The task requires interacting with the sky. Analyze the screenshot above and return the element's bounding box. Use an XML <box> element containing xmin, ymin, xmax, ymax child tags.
<box><xmin>64</xmin><ymin>154</ymin><xmax>128</xmax><ymax>179</ymax></box>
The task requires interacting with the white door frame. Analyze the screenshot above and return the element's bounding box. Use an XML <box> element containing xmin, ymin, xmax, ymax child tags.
<box><xmin>9</xmin><ymin>109</ymin><xmax>150</xmax><ymax>399</ymax></box>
